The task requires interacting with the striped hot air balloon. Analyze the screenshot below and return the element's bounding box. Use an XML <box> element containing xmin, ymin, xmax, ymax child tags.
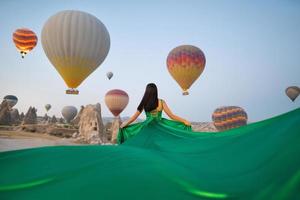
<box><xmin>41</xmin><ymin>10</ymin><xmax>110</xmax><ymax>95</ymax></box>
<box><xmin>167</xmin><ymin>45</ymin><xmax>206</xmax><ymax>95</ymax></box>
<box><xmin>212</xmin><ymin>106</ymin><xmax>248</xmax><ymax>131</ymax></box>
<box><xmin>105</xmin><ymin>89</ymin><xmax>129</xmax><ymax>117</ymax></box>
<box><xmin>12</xmin><ymin>28</ymin><xmax>38</xmax><ymax>58</ymax></box>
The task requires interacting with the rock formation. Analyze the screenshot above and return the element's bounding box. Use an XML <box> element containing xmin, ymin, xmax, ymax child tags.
<box><xmin>78</xmin><ymin>103</ymin><xmax>106</xmax><ymax>144</ymax></box>
<box><xmin>71</xmin><ymin>105</ymin><xmax>84</xmax><ymax>125</ymax></box>
<box><xmin>43</xmin><ymin>114</ymin><xmax>50</xmax><ymax>123</ymax></box>
<box><xmin>191</xmin><ymin>122</ymin><xmax>218</xmax><ymax>132</ymax></box>
<box><xmin>0</xmin><ymin>101</ymin><xmax>12</xmax><ymax>125</ymax></box>
<box><xmin>46</xmin><ymin>126</ymin><xmax>77</xmax><ymax>138</ymax></box>
<box><xmin>50</xmin><ymin>115</ymin><xmax>57</xmax><ymax>124</ymax></box>
<box><xmin>22</xmin><ymin>107</ymin><xmax>37</xmax><ymax>125</ymax></box>
<box><xmin>104</xmin><ymin>122</ymin><xmax>112</xmax><ymax>141</ymax></box>
<box><xmin>111</xmin><ymin>116</ymin><xmax>121</xmax><ymax>143</ymax></box>
<box><xmin>19</xmin><ymin>112</ymin><xmax>25</xmax><ymax>121</ymax></box>
<box><xmin>10</xmin><ymin>108</ymin><xmax>20</xmax><ymax>125</ymax></box>
<box><xmin>58</xmin><ymin>117</ymin><xmax>65</xmax><ymax>124</ymax></box>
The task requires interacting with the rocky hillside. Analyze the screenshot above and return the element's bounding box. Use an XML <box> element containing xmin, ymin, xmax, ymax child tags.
<box><xmin>191</xmin><ymin>122</ymin><xmax>218</xmax><ymax>132</ymax></box>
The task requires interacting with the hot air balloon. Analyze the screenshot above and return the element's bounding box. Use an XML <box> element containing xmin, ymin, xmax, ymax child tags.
<box><xmin>212</xmin><ymin>106</ymin><xmax>248</xmax><ymax>131</ymax></box>
<box><xmin>45</xmin><ymin>104</ymin><xmax>51</xmax><ymax>112</ymax></box>
<box><xmin>105</xmin><ymin>89</ymin><xmax>129</xmax><ymax>117</ymax></box>
<box><xmin>13</xmin><ymin>28</ymin><xmax>38</xmax><ymax>58</ymax></box>
<box><xmin>3</xmin><ymin>95</ymin><xmax>18</xmax><ymax>108</ymax></box>
<box><xmin>106</xmin><ymin>71</ymin><xmax>113</xmax><ymax>80</ymax></box>
<box><xmin>167</xmin><ymin>45</ymin><xmax>206</xmax><ymax>95</ymax></box>
<box><xmin>285</xmin><ymin>86</ymin><xmax>300</xmax><ymax>102</ymax></box>
<box><xmin>61</xmin><ymin>106</ymin><xmax>78</xmax><ymax>123</ymax></box>
<box><xmin>41</xmin><ymin>10</ymin><xmax>110</xmax><ymax>95</ymax></box>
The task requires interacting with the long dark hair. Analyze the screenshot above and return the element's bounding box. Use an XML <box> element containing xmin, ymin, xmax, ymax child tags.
<box><xmin>137</xmin><ymin>83</ymin><xmax>158</xmax><ymax>112</ymax></box>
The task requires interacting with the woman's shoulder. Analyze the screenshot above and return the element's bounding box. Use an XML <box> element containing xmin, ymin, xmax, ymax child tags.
<box><xmin>158</xmin><ymin>99</ymin><xmax>165</xmax><ymax>110</ymax></box>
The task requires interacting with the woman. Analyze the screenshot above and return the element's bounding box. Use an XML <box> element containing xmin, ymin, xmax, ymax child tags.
<box><xmin>118</xmin><ymin>83</ymin><xmax>192</xmax><ymax>144</ymax></box>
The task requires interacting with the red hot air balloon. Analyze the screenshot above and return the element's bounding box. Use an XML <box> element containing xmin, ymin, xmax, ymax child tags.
<box><xmin>13</xmin><ymin>28</ymin><xmax>38</xmax><ymax>58</ymax></box>
<box><xmin>105</xmin><ymin>89</ymin><xmax>129</xmax><ymax>117</ymax></box>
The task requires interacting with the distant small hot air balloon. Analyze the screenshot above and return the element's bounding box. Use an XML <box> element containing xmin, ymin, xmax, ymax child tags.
<box><xmin>45</xmin><ymin>104</ymin><xmax>51</xmax><ymax>112</ymax></box>
<box><xmin>41</xmin><ymin>10</ymin><xmax>110</xmax><ymax>95</ymax></box>
<box><xmin>3</xmin><ymin>95</ymin><xmax>18</xmax><ymax>108</ymax></box>
<box><xmin>105</xmin><ymin>89</ymin><xmax>129</xmax><ymax>117</ymax></box>
<box><xmin>285</xmin><ymin>86</ymin><xmax>300</xmax><ymax>102</ymax></box>
<box><xmin>13</xmin><ymin>28</ymin><xmax>38</xmax><ymax>58</ymax></box>
<box><xmin>212</xmin><ymin>106</ymin><xmax>248</xmax><ymax>131</ymax></box>
<box><xmin>167</xmin><ymin>45</ymin><xmax>206</xmax><ymax>95</ymax></box>
<box><xmin>61</xmin><ymin>106</ymin><xmax>77</xmax><ymax>123</ymax></box>
<box><xmin>106</xmin><ymin>71</ymin><xmax>113</xmax><ymax>80</ymax></box>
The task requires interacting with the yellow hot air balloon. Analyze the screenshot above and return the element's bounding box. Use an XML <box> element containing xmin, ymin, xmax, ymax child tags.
<box><xmin>167</xmin><ymin>45</ymin><xmax>206</xmax><ymax>95</ymax></box>
<box><xmin>41</xmin><ymin>10</ymin><xmax>110</xmax><ymax>94</ymax></box>
<box><xmin>12</xmin><ymin>28</ymin><xmax>38</xmax><ymax>58</ymax></box>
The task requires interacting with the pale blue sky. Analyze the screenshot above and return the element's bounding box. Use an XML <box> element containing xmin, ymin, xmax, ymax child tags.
<box><xmin>0</xmin><ymin>0</ymin><xmax>299</xmax><ymax>122</ymax></box>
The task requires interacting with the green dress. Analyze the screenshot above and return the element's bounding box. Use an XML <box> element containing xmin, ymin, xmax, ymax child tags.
<box><xmin>0</xmin><ymin>108</ymin><xmax>300</xmax><ymax>200</ymax></box>
<box><xmin>117</xmin><ymin>105</ymin><xmax>192</xmax><ymax>144</ymax></box>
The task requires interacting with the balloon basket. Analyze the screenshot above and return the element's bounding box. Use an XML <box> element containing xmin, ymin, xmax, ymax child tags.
<box><xmin>182</xmin><ymin>91</ymin><xmax>189</xmax><ymax>95</ymax></box>
<box><xmin>66</xmin><ymin>89</ymin><xmax>79</xmax><ymax>95</ymax></box>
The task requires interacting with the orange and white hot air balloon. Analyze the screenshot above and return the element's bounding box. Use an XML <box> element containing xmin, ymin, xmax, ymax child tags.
<box><xmin>41</xmin><ymin>10</ymin><xmax>110</xmax><ymax>94</ymax></box>
<box><xmin>105</xmin><ymin>89</ymin><xmax>129</xmax><ymax>117</ymax></box>
<box><xmin>12</xmin><ymin>28</ymin><xmax>38</xmax><ymax>58</ymax></box>
<box><xmin>167</xmin><ymin>45</ymin><xmax>206</xmax><ymax>95</ymax></box>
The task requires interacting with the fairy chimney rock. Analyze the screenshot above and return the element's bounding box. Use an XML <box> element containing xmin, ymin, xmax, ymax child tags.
<box><xmin>111</xmin><ymin>116</ymin><xmax>121</xmax><ymax>143</ymax></box>
<box><xmin>71</xmin><ymin>105</ymin><xmax>84</xmax><ymax>125</ymax></box>
<box><xmin>10</xmin><ymin>108</ymin><xmax>20</xmax><ymax>125</ymax></box>
<box><xmin>78</xmin><ymin>103</ymin><xmax>106</xmax><ymax>144</ymax></box>
<box><xmin>22</xmin><ymin>106</ymin><xmax>37</xmax><ymax>124</ymax></box>
<box><xmin>20</xmin><ymin>112</ymin><xmax>25</xmax><ymax>121</ymax></box>
<box><xmin>0</xmin><ymin>101</ymin><xmax>12</xmax><ymax>125</ymax></box>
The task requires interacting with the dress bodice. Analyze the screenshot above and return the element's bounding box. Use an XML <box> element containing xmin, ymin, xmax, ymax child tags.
<box><xmin>145</xmin><ymin>109</ymin><xmax>162</xmax><ymax>120</ymax></box>
<box><xmin>145</xmin><ymin>99</ymin><xmax>163</xmax><ymax>120</ymax></box>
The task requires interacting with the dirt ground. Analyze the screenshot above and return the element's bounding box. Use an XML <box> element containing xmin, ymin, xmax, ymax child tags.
<box><xmin>0</xmin><ymin>130</ymin><xmax>81</xmax><ymax>152</ymax></box>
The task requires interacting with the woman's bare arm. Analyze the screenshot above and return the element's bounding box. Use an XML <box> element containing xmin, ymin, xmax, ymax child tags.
<box><xmin>120</xmin><ymin>110</ymin><xmax>141</xmax><ymax>128</ymax></box>
<box><xmin>162</xmin><ymin>100</ymin><xmax>191</xmax><ymax>126</ymax></box>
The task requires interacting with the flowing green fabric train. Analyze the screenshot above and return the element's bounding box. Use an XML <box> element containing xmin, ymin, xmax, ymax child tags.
<box><xmin>0</xmin><ymin>108</ymin><xmax>300</xmax><ymax>200</ymax></box>
<box><xmin>117</xmin><ymin>109</ymin><xmax>192</xmax><ymax>144</ymax></box>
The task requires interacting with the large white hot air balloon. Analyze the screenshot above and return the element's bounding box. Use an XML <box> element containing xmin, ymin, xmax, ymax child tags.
<box><xmin>41</xmin><ymin>10</ymin><xmax>110</xmax><ymax>94</ymax></box>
